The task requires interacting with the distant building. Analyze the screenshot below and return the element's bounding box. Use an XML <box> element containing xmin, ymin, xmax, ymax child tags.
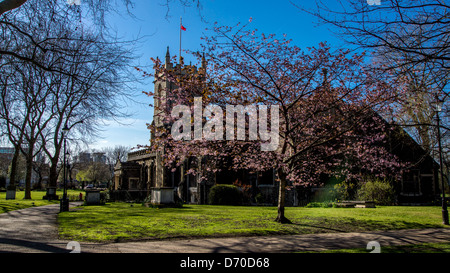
<box><xmin>76</xmin><ymin>152</ymin><xmax>92</xmax><ymax>163</ymax></box>
<box><xmin>0</xmin><ymin>147</ymin><xmax>14</xmax><ymax>187</ymax></box>
<box><xmin>0</xmin><ymin>147</ymin><xmax>15</xmax><ymax>161</ymax></box>
<box><xmin>0</xmin><ymin>147</ymin><xmax>46</xmax><ymax>188</ymax></box>
<box><xmin>92</xmin><ymin>152</ymin><xmax>106</xmax><ymax>164</ymax></box>
<box><xmin>75</xmin><ymin>152</ymin><xmax>106</xmax><ymax>164</ymax></box>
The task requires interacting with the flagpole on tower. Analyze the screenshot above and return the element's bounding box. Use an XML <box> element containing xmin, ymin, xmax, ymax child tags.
<box><xmin>179</xmin><ymin>17</ymin><xmax>187</xmax><ymax>65</ymax></box>
<box><xmin>179</xmin><ymin>16</ymin><xmax>182</xmax><ymax>64</ymax></box>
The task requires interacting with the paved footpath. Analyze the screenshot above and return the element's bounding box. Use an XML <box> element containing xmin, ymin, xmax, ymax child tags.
<box><xmin>0</xmin><ymin>203</ymin><xmax>449</xmax><ymax>253</ymax></box>
<box><xmin>0</xmin><ymin>202</ymin><xmax>85</xmax><ymax>253</ymax></box>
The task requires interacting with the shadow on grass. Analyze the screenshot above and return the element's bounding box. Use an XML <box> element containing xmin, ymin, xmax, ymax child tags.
<box><xmin>286</xmin><ymin>222</ymin><xmax>348</xmax><ymax>233</ymax></box>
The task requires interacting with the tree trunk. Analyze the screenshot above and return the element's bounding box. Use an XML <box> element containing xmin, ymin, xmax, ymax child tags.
<box><xmin>48</xmin><ymin>153</ymin><xmax>60</xmax><ymax>188</ymax></box>
<box><xmin>275</xmin><ymin>169</ymin><xmax>291</xmax><ymax>223</ymax></box>
<box><xmin>24</xmin><ymin>144</ymin><xmax>34</xmax><ymax>200</ymax></box>
<box><xmin>8</xmin><ymin>145</ymin><xmax>20</xmax><ymax>193</ymax></box>
<box><xmin>36</xmin><ymin>172</ymin><xmax>42</xmax><ymax>190</ymax></box>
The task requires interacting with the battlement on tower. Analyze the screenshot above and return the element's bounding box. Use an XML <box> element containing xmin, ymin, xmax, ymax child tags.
<box><xmin>160</xmin><ymin>46</ymin><xmax>207</xmax><ymax>77</ymax></box>
<box><xmin>152</xmin><ymin>46</ymin><xmax>207</xmax><ymax>129</ymax></box>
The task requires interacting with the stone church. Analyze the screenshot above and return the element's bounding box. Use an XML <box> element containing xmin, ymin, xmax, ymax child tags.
<box><xmin>112</xmin><ymin>48</ymin><xmax>442</xmax><ymax>206</ymax></box>
<box><xmin>112</xmin><ymin>48</ymin><xmax>205</xmax><ymax>204</ymax></box>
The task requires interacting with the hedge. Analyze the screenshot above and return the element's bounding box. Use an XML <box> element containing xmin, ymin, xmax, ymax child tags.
<box><xmin>209</xmin><ymin>184</ymin><xmax>243</xmax><ymax>205</ymax></box>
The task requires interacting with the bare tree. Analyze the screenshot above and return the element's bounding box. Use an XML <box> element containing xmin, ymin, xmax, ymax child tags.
<box><xmin>299</xmin><ymin>0</ymin><xmax>450</xmax><ymax>71</ymax></box>
<box><xmin>32</xmin><ymin>152</ymin><xmax>48</xmax><ymax>189</ymax></box>
<box><xmin>0</xmin><ymin>75</ymin><xmax>26</xmax><ymax>191</ymax></box>
<box><xmin>37</xmin><ymin>28</ymin><xmax>136</xmax><ymax>190</ymax></box>
<box><xmin>0</xmin><ymin>0</ymin><xmax>202</xmax><ymax>19</ymax></box>
<box><xmin>103</xmin><ymin>145</ymin><xmax>130</xmax><ymax>187</ymax></box>
<box><xmin>104</xmin><ymin>145</ymin><xmax>129</xmax><ymax>164</ymax></box>
<box><xmin>0</xmin><ymin>59</ymin><xmax>58</xmax><ymax>198</ymax></box>
<box><xmin>0</xmin><ymin>0</ymin><xmax>137</xmax><ymax>198</ymax></box>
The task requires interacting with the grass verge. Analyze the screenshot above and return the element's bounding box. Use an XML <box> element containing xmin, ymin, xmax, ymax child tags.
<box><xmin>57</xmin><ymin>203</ymin><xmax>449</xmax><ymax>243</ymax></box>
<box><xmin>0</xmin><ymin>189</ymin><xmax>83</xmax><ymax>213</ymax></box>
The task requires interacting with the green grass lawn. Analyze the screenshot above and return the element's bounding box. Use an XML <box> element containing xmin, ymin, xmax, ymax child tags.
<box><xmin>57</xmin><ymin>203</ymin><xmax>449</xmax><ymax>243</ymax></box>
<box><xmin>0</xmin><ymin>189</ymin><xmax>83</xmax><ymax>213</ymax></box>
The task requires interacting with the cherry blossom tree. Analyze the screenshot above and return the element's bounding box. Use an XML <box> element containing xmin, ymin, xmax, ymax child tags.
<box><xmin>143</xmin><ymin>23</ymin><xmax>405</xmax><ymax>223</ymax></box>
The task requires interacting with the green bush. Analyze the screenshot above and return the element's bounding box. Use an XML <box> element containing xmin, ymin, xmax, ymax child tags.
<box><xmin>255</xmin><ymin>193</ymin><xmax>265</xmax><ymax>205</ymax></box>
<box><xmin>356</xmin><ymin>178</ymin><xmax>395</xmax><ymax>205</ymax></box>
<box><xmin>209</xmin><ymin>184</ymin><xmax>243</xmax><ymax>205</ymax></box>
<box><xmin>305</xmin><ymin>201</ymin><xmax>337</xmax><ymax>208</ymax></box>
<box><xmin>332</xmin><ymin>181</ymin><xmax>357</xmax><ymax>201</ymax></box>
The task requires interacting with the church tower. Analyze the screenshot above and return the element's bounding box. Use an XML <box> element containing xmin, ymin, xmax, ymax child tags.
<box><xmin>115</xmin><ymin>47</ymin><xmax>208</xmax><ymax>204</ymax></box>
<box><xmin>151</xmin><ymin>47</ymin><xmax>207</xmax><ymax>193</ymax></box>
<box><xmin>152</xmin><ymin>46</ymin><xmax>207</xmax><ymax>129</ymax></box>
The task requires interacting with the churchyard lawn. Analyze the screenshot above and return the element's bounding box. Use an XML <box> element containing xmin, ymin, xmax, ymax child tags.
<box><xmin>57</xmin><ymin>203</ymin><xmax>449</xmax><ymax>243</ymax></box>
<box><xmin>0</xmin><ymin>190</ymin><xmax>83</xmax><ymax>213</ymax></box>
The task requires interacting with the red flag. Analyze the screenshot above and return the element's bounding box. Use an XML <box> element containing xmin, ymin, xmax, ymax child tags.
<box><xmin>181</xmin><ymin>24</ymin><xmax>186</xmax><ymax>31</ymax></box>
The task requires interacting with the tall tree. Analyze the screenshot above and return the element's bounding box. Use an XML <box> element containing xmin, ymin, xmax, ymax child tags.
<box><xmin>0</xmin><ymin>60</ymin><xmax>54</xmax><ymax>198</ymax></box>
<box><xmin>37</xmin><ymin>27</ymin><xmax>135</xmax><ymax>190</ymax></box>
<box><xmin>144</xmin><ymin>23</ymin><xmax>404</xmax><ymax>223</ymax></box>
<box><xmin>301</xmin><ymin>0</ymin><xmax>450</xmax><ymax>202</ymax></box>
<box><xmin>0</xmin><ymin>65</ymin><xmax>27</xmax><ymax>191</ymax></box>
<box><xmin>0</xmin><ymin>0</ymin><xmax>136</xmax><ymax>197</ymax></box>
<box><xmin>103</xmin><ymin>145</ymin><xmax>130</xmax><ymax>188</ymax></box>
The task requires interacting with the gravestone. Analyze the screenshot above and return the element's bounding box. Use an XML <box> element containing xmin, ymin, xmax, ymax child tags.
<box><xmin>6</xmin><ymin>189</ymin><xmax>16</xmax><ymax>200</ymax></box>
<box><xmin>45</xmin><ymin>187</ymin><xmax>58</xmax><ymax>201</ymax></box>
<box><xmin>151</xmin><ymin>187</ymin><xmax>175</xmax><ymax>204</ymax></box>
<box><xmin>85</xmin><ymin>190</ymin><xmax>102</xmax><ymax>205</ymax></box>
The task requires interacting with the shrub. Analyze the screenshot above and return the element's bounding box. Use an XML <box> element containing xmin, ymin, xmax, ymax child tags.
<box><xmin>332</xmin><ymin>181</ymin><xmax>357</xmax><ymax>201</ymax></box>
<box><xmin>255</xmin><ymin>193</ymin><xmax>265</xmax><ymax>205</ymax></box>
<box><xmin>232</xmin><ymin>179</ymin><xmax>252</xmax><ymax>204</ymax></box>
<box><xmin>305</xmin><ymin>201</ymin><xmax>336</xmax><ymax>208</ymax></box>
<box><xmin>209</xmin><ymin>184</ymin><xmax>243</xmax><ymax>205</ymax></box>
<box><xmin>356</xmin><ymin>178</ymin><xmax>395</xmax><ymax>205</ymax></box>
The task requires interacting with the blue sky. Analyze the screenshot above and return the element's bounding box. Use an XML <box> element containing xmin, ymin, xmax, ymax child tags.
<box><xmin>91</xmin><ymin>0</ymin><xmax>351</xmax><ymax>151</ymax></box>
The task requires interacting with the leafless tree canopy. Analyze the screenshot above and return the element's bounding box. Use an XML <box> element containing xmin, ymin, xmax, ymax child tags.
<box><xmin>0</xmin><ymin>0</ymin><xmax>139</xmax><ymax>195</ymax></box>
<box><xmin>299</xmin><ymin>0</ymin><xmax>450</xmax><ymax>71</ymax></box>
<box><xmin>0</xmin><ymin>0</ymin><xmax>204</xmax><ymax>196</ymax></box>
